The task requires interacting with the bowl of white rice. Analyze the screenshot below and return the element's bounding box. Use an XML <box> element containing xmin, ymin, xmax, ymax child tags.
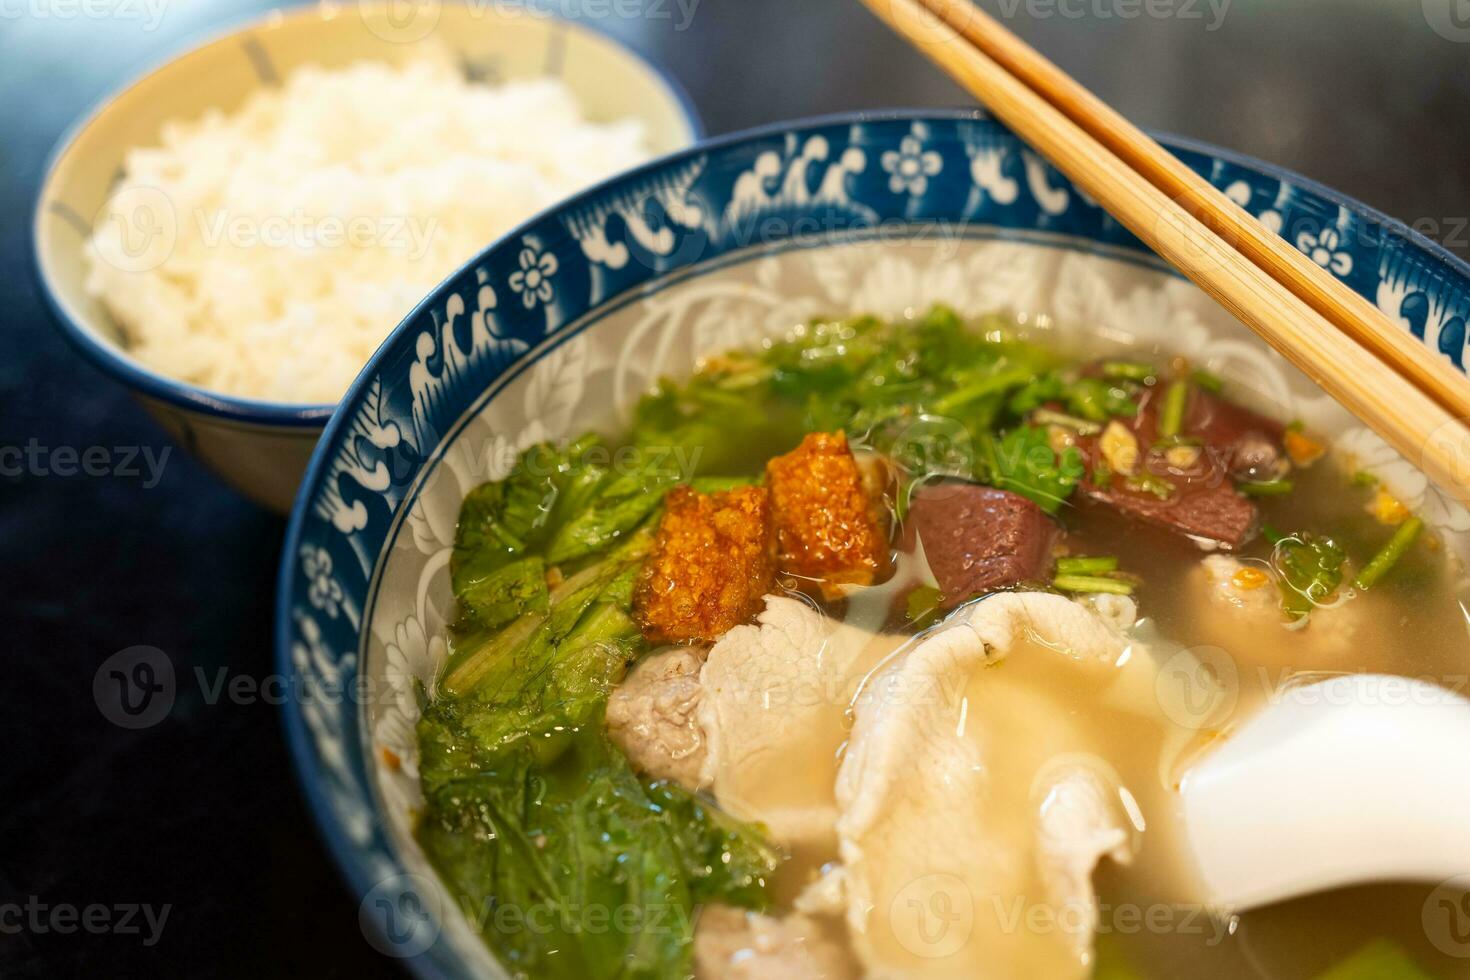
<box><xmin>33</xmin><ymin>3</ymin><xmax>699</xmax><ymax>512</ymax></box>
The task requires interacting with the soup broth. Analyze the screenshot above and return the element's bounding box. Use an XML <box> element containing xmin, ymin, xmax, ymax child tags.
<box><xmin>410</xmin><ymin>300</ymin><xmax>1470</xmax><ymax>979</ymax></box>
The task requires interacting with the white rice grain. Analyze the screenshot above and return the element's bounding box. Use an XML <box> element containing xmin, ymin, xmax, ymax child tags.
<box><xmin>85</xmin><ymin>49</ymin><xmax>650</xmax><ymax>403</ymax></box>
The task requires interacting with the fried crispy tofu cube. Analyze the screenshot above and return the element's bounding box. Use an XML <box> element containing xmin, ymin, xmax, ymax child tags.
<box><xmin>634</xmin><ymin>484</ymin><xmax>777</xmax><ymax>644</ymax></box>
<box><xmin>766</xmin><ymin>431</ymin><xmax>887</xmax><ymax>588</ymax></box>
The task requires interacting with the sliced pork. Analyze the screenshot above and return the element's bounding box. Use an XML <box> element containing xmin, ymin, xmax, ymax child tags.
<box><xmin>1185</xmin><ymin>554</ymin><xmax>1368</xmax><ymax>666</ymax></box>
<box><xmin>1034</xmin><ymin>760</ymin><xmax>1135</xmax><ymax>960</ymax></box>
<box><xmin>833</xmin><ymin>593</ymin><xmax>1137</xmax><ymax>978</ymax></box>
<box><xmin>605</xmin><ymin>645</ymin><xmax>709</xmax><ymax>789</ymax></box>
<box><xmin>698</xmin><ymin>595</ymin><xmax>904</xmax><ymax>849</ymax></box>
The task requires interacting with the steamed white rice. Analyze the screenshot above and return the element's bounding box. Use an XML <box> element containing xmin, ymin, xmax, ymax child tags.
<box><xmin>85</xmin><ymin>49</ymin><xmax>651</xmax><ymax>404</ymax></box>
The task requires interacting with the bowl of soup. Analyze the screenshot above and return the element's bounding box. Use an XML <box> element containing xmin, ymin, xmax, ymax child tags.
<box><xmin>276</xmin><ymin>110</ymin><xmax>1470</xmax><ymax>978</ymax></box>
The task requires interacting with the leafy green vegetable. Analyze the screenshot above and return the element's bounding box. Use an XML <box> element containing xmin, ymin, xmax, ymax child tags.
<box><xmin>423</xmin><ymin>438</ymin><xmax>783</xmax><ymax>979</ymax></box>
<box><xmin>643</xmin><ymin>780</ymin><xmax>784</xmax><ymax>909</ymax></box>
<box><xmin>544</xmin><ymin>452</ymin><xmax>680</xmax><ymax>565</ymax></box>
<box><xmin>979</xmin><ymin>425</ymin><xmax>1086</xmax><ymax>514</ymax></box>
<box><xmin>1313</xmin><ymin>939</ymin><xmax>1432</xmax><ymax>980</ymax></box>
<box><xmin>1007</xmin><ymin>371</ymin><xmax>1069</xmax><ymax>416</ymax></box>
<box><xmin>441</xmin><ymin>529</ymin><xmax>652</xmax><ymax>705</ymax></box>
<box><xmin>454</xmin><ymin>556</ymin><xmax>549</xmax><ymax>632</ymax></box>
<box><xmin>455</xmin><ymin>436</ymin><xmax>601</xmax><ymax>558</ymax></box>
<box><xmin>1009</xmin><ymin>372</ymin><xmax>1138</xmax><ymax>421</ymax></box>
<box><xmin>639</xmin><ymin>305</ymin><xmax>1062</xmax><ymax>474</ymax></box>
<box><xmin>1066</xmin><ymin>377</ymin><xmax>1139</xmax><ymax>422</ymax></box>
<box><xmin>1272</xmin><ymin>531</ymin><xmax>1347</xmax><ymax>620</ymax></box>
<box><xmin>450</xmin><ymin>434</ymin><xmax>609</xmax><ymax>633</ymax></box>
<box><xmin>418</xmin><ymin>731</ymin><xmax>778</xmax><ymax>980</ymax></box>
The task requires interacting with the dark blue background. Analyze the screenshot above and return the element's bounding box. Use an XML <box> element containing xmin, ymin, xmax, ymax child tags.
<box><xmin>2</xmin><ymin>1</ymin><xmax>1467</xmax><ymax>976</ymax></box>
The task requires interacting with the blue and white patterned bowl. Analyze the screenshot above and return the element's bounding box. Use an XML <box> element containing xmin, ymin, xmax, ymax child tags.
<box><xmin>33</xmin><ymin>2</ymin><xmax>700</xmax><ymax>513</ymax></box>
<box><xmin>275</xmin><ymin>110</ymin><xmax>1470</xmax><ymax>977</ymax></box>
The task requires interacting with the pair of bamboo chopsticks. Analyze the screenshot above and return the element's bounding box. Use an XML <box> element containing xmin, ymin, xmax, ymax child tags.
<box><xmin>860</xmin><ymin>0</ymin><xmax>1470</xmax><ymax>506</ymax></box>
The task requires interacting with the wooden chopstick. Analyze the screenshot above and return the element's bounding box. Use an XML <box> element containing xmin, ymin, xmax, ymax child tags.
<box><xmin>859</xmin><ymin>0</ymin><xmax>1470</xmax><ymax>507</ymax></box>
<box><xmin>907</xmin><ymin>0</ymin><xmax>1470</xmax><ymax>424</ymax></box>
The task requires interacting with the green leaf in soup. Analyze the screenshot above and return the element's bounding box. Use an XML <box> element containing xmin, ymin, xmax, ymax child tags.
<box><xmin>461</xmin><ymin>604</ymin><xmax>641</xmax><ymax>764</ymax></box>
<box><xmin>905</xmin><ymin>584</ymin><xmax>944</xmax><ymax>629</ymax></box>
<box><xmin>1008</xmin><ymin>370</ymin><xmax>1069</xmax><ymax>417</ymax></box>
<box><xmin>1271</xmin><ymin>530</ymin><xmax>1347</xmax><ymax>621</ymax></box>
<box><xmin>417</xmin><ymin>732</ymin><xmax>783</xmax><ymax>980</ymax></box>
<box><xmin>439</xmin><ymin>531</ymin><xmax>656</xmax><ymax>762</ymax></box>
<box><xmin>544</xmin><ymin>448</ymin><xmax>684</xmax><ymax>566</ymax></box>
<box><xmin>438</xmin><ymin>613</ymin><xmax>556</xmax><ymax>723</ymax></box>
<box><xmin>453</xmin><ymin>556</ymin><xmax>549</xmax><ymax>632</ymax></box>
<box><xmin>979</xmin><ymin>425</ymin><xmax>1086</xmax><ymax>515</ymax></box>
<box><xmin>1064</xmin><ymin>377</ymin><xmax>1139</xmax><ymax>422</ymax></box>
<box><xmin>643</xmin><ymin>780</ymin><xmax>785</xmax><ymax>910</ymax></box>
<box><xmin>452</xmin><ymin>433</ymin><xmax>608</xmax><ymax>581</ymax></box>
<box><xmin>417</xmin><ymin>737</ymin><xmax>697</xmax><ymax>980</ymax></box>
<box><xmin>631</xmin><ymin>398</ymin><xmax>799</xmax><ymax>479</ymax></box>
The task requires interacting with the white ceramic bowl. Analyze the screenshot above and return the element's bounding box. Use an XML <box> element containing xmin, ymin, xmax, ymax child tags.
<box><xmin>33</xmin><ymin>2</ymin><xmax>700</xmax><ymax>513</ymax></box>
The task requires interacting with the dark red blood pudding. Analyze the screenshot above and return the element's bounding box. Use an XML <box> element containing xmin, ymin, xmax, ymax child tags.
<box><xmin>908</xmin><ymin>483</ymin><xmax>1059</xmax><ymax>609</ymax></box>
<box><xmin>1073</xmin><ymin>377</ymin><xmax>1286</xmax><ymax>550</ymax></box>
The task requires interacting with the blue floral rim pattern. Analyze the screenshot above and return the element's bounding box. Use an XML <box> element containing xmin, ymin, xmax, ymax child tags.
<box><xmin>274</xmin><ymin>108</ymin><xmax>1470</xmax><ymax>977</ymax></box>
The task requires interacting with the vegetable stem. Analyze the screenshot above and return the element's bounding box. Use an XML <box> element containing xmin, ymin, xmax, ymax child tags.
<box><xmin>1239</xmin><ymin>479</ymin><xmax>1295</xmax><ymax>497</ymax></box>
<box><xmin>1056</xmin><ymin>556</ymin><xmax>1119</xmax><ymax>575</ymax></box>
<box><xmin>1158</xmin><ymin>380</ymin><xmax>1190</xmax><ymax>439</ymax></box>
<box><xmin>931</xmin><ymin>367</ymin><xmax>1034</xmax><ymax>415</ymax></box>
<box><xmin>1190</xmin><ymin>369</ymin><xmax>1224</xmax><ymax>394</ymax></box>
<box><xmin>1053</xmin><ymin>574</ymin><xmax>1134</xmax><ymax>596</ymax></box>
<box><xmin>442</xmin><ymin>609</ymin><xmax>546</xmax><ymax>698</ymax></box>
<box><xmin>1101</xmin><ymin>361</ymin><xmax>1156</xmax><ymax>383</ymax></box>
<box><xmin>1354</xmin><ymin>517</ymin><xmax>1424</xmax><ymax>591</ymax></box>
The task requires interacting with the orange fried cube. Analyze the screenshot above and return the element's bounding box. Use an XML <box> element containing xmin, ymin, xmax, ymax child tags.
<box><xmin>765</xmin><ymin>431</ymin><xmax>887</xmax><ymax>588</ymax></box>
<box><xmin>634</xmin><ymin>484</ymin><xmax>777</xmax><ymax>644</ymax></box>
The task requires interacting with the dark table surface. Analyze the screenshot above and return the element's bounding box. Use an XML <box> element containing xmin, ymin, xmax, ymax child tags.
<box><xmin>1</xmin><ymin>1</ymin><xmax>1467</xmax><ymax>976</ymax></box>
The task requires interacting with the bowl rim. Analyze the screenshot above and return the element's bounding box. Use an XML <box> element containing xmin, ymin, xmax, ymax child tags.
<box><xmin>30</xmin><ymin>0</ymin><xmax>705</xmax><ymax>429</ymax></box>
<box><xmin>273</xmin><ymin>105</ymin><xmax>1470</xmax><ymax>975</ymax></box>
